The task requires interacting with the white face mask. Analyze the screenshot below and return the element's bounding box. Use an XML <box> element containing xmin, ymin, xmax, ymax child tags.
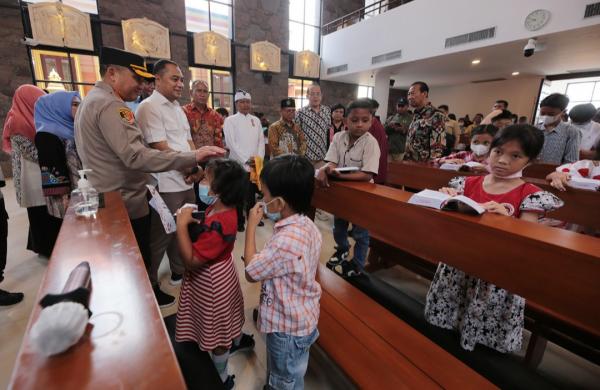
<box><xmin>470</xmin><ymin>143</ymin><xmax>490</xmax><ymax>156</ymax></box>
<box><xmin>487</xmin><ymin>164</ymin><xmax>529</xmax><ymax>179</ymax></box>
<box><xmin>538</xmin><ymin>114</ymin><xmax>561</xmax><ymax>126</ymax></box>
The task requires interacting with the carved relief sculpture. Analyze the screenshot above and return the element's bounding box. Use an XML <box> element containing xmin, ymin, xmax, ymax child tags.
<box><xmin>250</xmin><ymin>41</ymin><xmax>281</xmax><ymax>73</ymax></box>
<box><xmin>294</xmin><ymin>50</ymin><xmax>320</xmax><ymax>78</ymax></box>
<box><xmin>193</xmin><ymin>31</ymin><xmax>231</xmax><ymax>68</ymax></box>
<box><xmin>29</xmin><ymin>2</ymin><xmax>93</xmax><ymax>51</ymax></box>
<box><xmin>122</xmin><ymin>18</ymin><xmax>171</xmax><ymax>59</ymax></box>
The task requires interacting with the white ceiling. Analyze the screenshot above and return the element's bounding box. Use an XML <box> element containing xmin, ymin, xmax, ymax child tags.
<box><xmin>328</xmin><ymin>24</ymin><xmax>600</xmax><ymax>89</ymax></box>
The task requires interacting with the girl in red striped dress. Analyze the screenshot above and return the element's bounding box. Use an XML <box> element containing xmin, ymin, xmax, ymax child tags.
<box><xmin>175</xmin><ymin>158</ymin><xmax>251</xmax><ymax>389</ymax></box>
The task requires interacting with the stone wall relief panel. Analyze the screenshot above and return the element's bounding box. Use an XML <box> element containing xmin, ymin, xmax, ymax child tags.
<box><xmin>193</xmin><ymin>31</ymin><xmax>231</xmax><ymax>68</ymax></box>
<box><xmin>293</xmin><ymin>50</ymin><xmax>320</xmax><ymax>79</ymax></box>
<box><xmin>28</xmin><ymin>2</ymin><xmax>93</xmax><ymax>51</ymax></box>
<box><xmin>122</xmin><ymin>18</ymin><xmax>171</xmax><ymax>59</ymax></box>
<box><xmin>250</xmin><ymin>41</ymin><xmax>281</xmax><ymax>73</ymax></box>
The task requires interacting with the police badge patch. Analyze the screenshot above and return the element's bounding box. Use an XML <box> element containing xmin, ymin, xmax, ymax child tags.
<box><xmin>118</xmin><ymin>108</ymin><xmax>135</xmax><ymax>125</ymax></box>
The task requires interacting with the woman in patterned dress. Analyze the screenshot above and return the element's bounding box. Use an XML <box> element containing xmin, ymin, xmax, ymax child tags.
<box><xmin>34</xmin><ymin>91</ymin><xmax>83</xmax><ymax>250</ymax></box>
<box><xmin>175</xmin><ymin>158</ymin><xmax>251</xmax><ymax>389</ymax></box>
<box><xmin>2</xmin><ymin>85</ymin><xmax>58</xmax><ymax>257</ymax></box>
<box><xmin>424</xmin><ymin>125</ymin><xmax>563</xmax><ymax>353</ymax></box>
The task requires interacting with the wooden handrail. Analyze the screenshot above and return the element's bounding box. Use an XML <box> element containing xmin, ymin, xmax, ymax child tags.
<box><xmin>312</xmin><ymin>181</ymin><xmax>600</xmax><ymax>338</ymax></box>
<box><xmin>9</xmin><ymin>192</ymin><xmax>185</xmax><ymax>389</ymax></box>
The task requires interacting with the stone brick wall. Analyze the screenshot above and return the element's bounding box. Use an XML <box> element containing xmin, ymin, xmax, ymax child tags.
<box><xmin>97</xmin><ymin>0</ymin><xmax>191</xmax><ymax>101</ymax></box>
<box><xmin>234</xmin><ymin>0</ymin><xmax>289</xmax><ymax>123</ymax></box>
<box><xmin>320</xmin><ymin>80</ymin><xmax>357</xmax><ymax>108</ymax></box>
<box><xmin>0</xmin><ymin>5</ymin><xmax>33</xmax><ymax>177</ymax></box>
<box><xmin>322</xmin><ymin>0</ymin><xmax>364</xmax><ymax>25</ymax></box>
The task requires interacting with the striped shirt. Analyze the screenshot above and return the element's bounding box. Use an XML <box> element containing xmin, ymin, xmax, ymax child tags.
<box><xmin>536</xmin><ymin>122</ymin><xmax>581</xmax><ymax>164</ymax></box>
<box><xmin>246</xmin><ymin>214</ymin><xmax>322</xmax><ymax>336</ymax></box>
<box><xmin>296</xmin><ymin>105</ymin><xmax>331</xmax><ymax>161</ymax></box>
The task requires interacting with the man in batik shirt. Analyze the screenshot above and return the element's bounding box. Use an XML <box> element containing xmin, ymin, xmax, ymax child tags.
<box><xmin>182</xmin><ymin>80</ymin><xmax>224</xmax><ymax>148</ymax></box>
<box><xmin>404</xmin><ymin>81</ymin><xmax>446</xmax><ymax>161</ymax></box>
<box><xmin>295</xmin><ymin>84</ymin><xmax>331</xmax><ymax>167</ymax></box>
<box><xmin>268</xmin><ymin>98</ymin><xmax>307</xmax><ymax>157</ymax></box>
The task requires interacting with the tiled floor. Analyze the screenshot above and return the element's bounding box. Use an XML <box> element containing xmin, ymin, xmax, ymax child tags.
<box><xmin>1</xmin><ymin>179</ymin><xmax>598</xmax><ymax>389</ymax></box>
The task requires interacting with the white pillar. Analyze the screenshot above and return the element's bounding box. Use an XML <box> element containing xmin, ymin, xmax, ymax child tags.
<box><xmin>372</xmin><ymin>70</ymin><xmax>391</xmax><ymax>120</ymax></box>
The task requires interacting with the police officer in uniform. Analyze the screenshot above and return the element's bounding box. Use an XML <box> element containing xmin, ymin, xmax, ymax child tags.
<box><xmin>74</xmin><ymin>47</ymin><xmax>224</xmax><ymax>289</ymax></box>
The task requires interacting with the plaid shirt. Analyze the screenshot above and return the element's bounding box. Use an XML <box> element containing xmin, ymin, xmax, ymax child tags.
<box><xmin>246</xmin><ymin>214</ymin><xmax>322</xmax><ymax>336</ymax></box>
<box><xmin>536</xmin><ymin>122</ymin><xmax>581</xmax><ymax>164</ymax></box>
<box><xmin>296</xmin><ymin>105</ymin><xmax>331</xmax><ymax>161</ymax></box>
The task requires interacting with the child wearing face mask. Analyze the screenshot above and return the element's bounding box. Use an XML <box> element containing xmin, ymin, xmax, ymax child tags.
<box><xmin>244</xmin><ymin>155</ymin><xmax>322</xmax><ymax>390</ymax></box>
<box><xmin>425</xmin><ymin>125</ymin><xmax>563</xmax><ymax>353</ymax></box>
<box><xmin>536</xmin><ymin>93</ymin><xmax>581</xmax><ymax>164</ymax></box>
<box><xmin>435</xmin><ymin>125</ymin><xmax>498</xmax><ymax>166</ymax></box>
<box><xmin>176</xmin><ymin>158</ymin><xmax>254</xmax><ymax>390</ymax></box>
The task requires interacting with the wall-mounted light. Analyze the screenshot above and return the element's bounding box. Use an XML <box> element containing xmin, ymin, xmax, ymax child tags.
<box><xmin>471</xmin><ymin>59</ymin><xmax>481</xmax><ymax>65</ymax></box>
<box><xmin>512</xmin><ymin>71</ymin><xmax>520</xmax><ymax>76</ymax></box>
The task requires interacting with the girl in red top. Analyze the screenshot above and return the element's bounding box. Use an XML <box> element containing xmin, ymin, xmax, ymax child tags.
<box><xmin>176</xmin><ymin>158</ymin><xmax>252</xmax><ymax>389</ymax></box>
<box><xmin>425</xmin><ymin>125</ymin><xmax>563</xmax><ymax>353</ymax></box>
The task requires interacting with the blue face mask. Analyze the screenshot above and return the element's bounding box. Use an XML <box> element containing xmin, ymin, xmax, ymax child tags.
<box><xmin>198</xmin><ymin>184</ymin><xmax>217</xmax><ymax>206</ymax></box>
<box><xmin>263</xmin><ymin>198</ymin><xmax>282</xmax><ymax>222</ymax></box>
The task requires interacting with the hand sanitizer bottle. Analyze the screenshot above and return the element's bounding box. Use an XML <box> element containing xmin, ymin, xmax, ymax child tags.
<box><xmin>71</xmin><ymin>169</ymin><xmax>99</xmax><ymax>218</ymax></box>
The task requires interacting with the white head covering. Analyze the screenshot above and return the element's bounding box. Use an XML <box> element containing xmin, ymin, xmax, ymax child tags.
<box><xmin>234</xmin><ymin>90</ymin><xmax>251</xmax><ymax>102</ymax></box>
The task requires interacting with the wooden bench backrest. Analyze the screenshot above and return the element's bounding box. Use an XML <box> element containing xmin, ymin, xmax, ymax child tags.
<box><xmin>313</xmin><ymin>181</ymin><xmax>600</xmax><ymax>339</ymax></box>
<box><xmin>9</xmin><ymin>192</ymin><xmax>186</xmax><ymax>389</ymax></box>
<box><xmin>387</xmin><ymin>162</ymin><xmax>600</xmax><ymax>230</ymax></box>
<box><xmin>317</xmin><ymin>265</ymin><xmax>496</xmax><ymax>389</ymax></box>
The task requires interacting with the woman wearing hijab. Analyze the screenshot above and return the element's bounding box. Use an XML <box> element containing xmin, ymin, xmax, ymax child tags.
<box><xmin>2</xmin><ymin>84</ymin><xmax>57</xmax><ymax>258</ymax></box>
<box><xmin>34</xmin><ymin>91</ymin><xmax>82</xmax><ymax>230</ymax></box>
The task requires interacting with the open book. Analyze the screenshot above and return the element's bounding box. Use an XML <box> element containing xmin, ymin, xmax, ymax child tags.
<box><xmin>439</xmin><ymin>161</ymin><xmax>486</xmax><ymax>172</ymax></box>
<box><xmin>568</xmin><ymin>177</ymin><xmax>600</xmax><ymax>191</ymax></box>
<box><xmin>408</xmin><ymin>189</ymin><xmax>486</xmax><ymax>215</ymax></box>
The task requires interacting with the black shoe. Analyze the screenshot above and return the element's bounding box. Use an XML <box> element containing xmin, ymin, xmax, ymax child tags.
<box><xmin>230</xmin><ymin>333</ymin><xmax>255</xmax><ymax>355</ymax></box>
<box><xmin>331</xmin><ymin>259</ymin><xmax>361</xmax><ymax>278</ymax></box>
<box><xmin>258</xmin><ymin>220</ymin><xmax>264</xmax><ymax>227</ymax></box>
<box><xmin>326</xmin><ymin>249</ymin><xmax>349</xmax><ymax>270</ymax></box>
<box><xmin>169</xmin><ymin>272</ymin><xmax>183</xmax><ymax>286</ymax></box>
<box><xmin>237</xmin><ymin>223</ymin><xmax>245</xmax><ymax>232</ymax></box>
<box><xmin>153</xmin><ymin>286</ymin><xmax>175</xmax><ymax>308</ymax></box>
<box><xmin>223</xmin><ymin>375</ymin><xmax>235</xmax><ymax>390</ymax></box>
<box><xmin>0</xmin><ymin>289</ymin><xmax>24</xmax><ymax>306</ymax></box>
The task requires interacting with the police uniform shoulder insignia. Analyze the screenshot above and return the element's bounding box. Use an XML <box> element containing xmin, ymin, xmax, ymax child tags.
<box><xmin>118</xmin><ymin>107</ymin><xmax>135</xmax><ymax>125</ymax></box>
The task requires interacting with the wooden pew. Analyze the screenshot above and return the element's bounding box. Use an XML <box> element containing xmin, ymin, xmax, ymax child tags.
<box><xmin>524</xmin><ymin>163</ymin><xmax>559</xmax><ymax>179</ymax></box>
<box><xmin>387</xmin><ymin>161</ymin><xmax>600</xmax><ymax>230</ymax></box>
<box><xmin>317</xmin><ymin>264</ymin><xmax>496</xmax><ymax>389</ymax></box>
<box><xmin>9</xmin><ymin>192</ymin><xmax>186</xmax><ymax>389</ymax></box>
<box><xmin>312</xmin><ymin>181</ymin><xmax>600</xmax><ymax>343</ymax></box>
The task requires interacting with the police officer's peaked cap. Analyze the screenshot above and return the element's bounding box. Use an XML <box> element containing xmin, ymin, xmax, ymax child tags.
<box><xmin>100</xmin><ymin>46</ymin><xmax>154</xmax><ymax>79</ymax></box>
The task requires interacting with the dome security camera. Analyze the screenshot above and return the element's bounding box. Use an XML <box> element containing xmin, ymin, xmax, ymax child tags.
<box><xmin>524</xmin><ymin>38</ymin><xmax>537</xmax><ymax>57</ymax></box>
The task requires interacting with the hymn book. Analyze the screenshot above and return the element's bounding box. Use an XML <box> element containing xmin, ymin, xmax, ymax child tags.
<box><xmin>408</xmin><ymin>189</ymin><xmax>486</xmax><ymax>215</ymax></box>
<box><xmin>439</xmin><ymin>161</ymin><xmax>486</xmax><ymax>172</ymax></box>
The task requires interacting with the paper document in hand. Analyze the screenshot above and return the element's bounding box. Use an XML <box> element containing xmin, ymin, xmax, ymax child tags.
<box><xmin>147</xmin><ymin>185</ymin><xmax>177</xmax><ymax>234</ymax></box>
<box><xmin>408</xmin><ymin>189</ymin><xmax>485</xmax><ymax>215</ymax></box>
<box><xmin>335</xmin><ymin>166</ymin><xmax>359</xmax><ymax>173</ymax></box>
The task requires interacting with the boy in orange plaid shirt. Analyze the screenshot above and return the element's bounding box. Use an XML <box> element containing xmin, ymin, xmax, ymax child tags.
<box><xmin>243</xmin><ymin>154</ymin><xmax>322</xmax><ymax>389</ymax></box>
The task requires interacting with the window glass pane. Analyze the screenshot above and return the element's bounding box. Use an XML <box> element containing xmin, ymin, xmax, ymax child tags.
<box><xmin>288</xmin><ymin>78</ymin><xmax>304</xmax><ymax>108</ymax></box>
<box><xmin>565</xmin><ymin>82</ymin><xmax>595</xmax><ymax>103</ymax></box>
<box><xmin>591</xmin><ymin>100</ymin><xmax>600</xmax><ymax>109</ymax></box>
<box><xmin>25</xmin><ymin>0</ymin><xmax>98</xmax><ymax>14</ymax></box>
<box><xmin>357</xmin><ymin>85</ymin><xmax>373</xmax><ymax>98</ymax></box>
<box><xmin>70</xmin><ymin>53</ymin><xmax>99</xmax><ymax>96</ymax></box>
<box><xmin>185</xmin><ymin>0</ymin><xmax>210</xmax><ymax>33</ymax></box>
<box><xmin>289</xmin><ymin>0</ymin><xmax>305</xmax><ymax>23</ymax></box>
<box><xmin>302</xmin><ymin>80</ymin><xmax>314</xmax><ymax>98</ymax></box>
<box><xmin>592</xmin><ymin>82</ymin><xmax>600</xmax><ymax>101</ymax></box>
<box><xmin>210</xmin><ymin>2</ymin><xmax>232</xmax><ymax>38</ymax></box>
<box><xmin>289</xmin><ymin>21</ymin><xmax>304</xmax><ymax>52</ymax></box>
<box><xmin>211</xmin><ymin>70</ymin><xmax>232</xmax><ymax>93</ymax></box>
<box><xmin>212</xmin><ymin>93</ymin><xmax>233</xmax><ymax>112</ymax></box>
<box><xmin>304</xmin><ymin>0</ymin><xmax>320</xmax><ymax>26</ymax></box>
<box><xmin>303</xmin><ymin>26</ymin><xmax>319</xmax><ymax>52</ymax></box>
<box><xmin>189</xmin><ymin>67</ymin><xmax>211</xmax><ymax>91</ymax></box>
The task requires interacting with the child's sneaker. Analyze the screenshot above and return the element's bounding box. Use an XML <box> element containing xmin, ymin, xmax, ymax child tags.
<box><xmin>223</xmin><ymin>375</ymin><xmax>235</xmax><ymax>390</ymax></box>
<box><xmin>331</xmin><ymin>259</ymin><xmax>361</xmax><ymax>278</ymax></box>
<box><xmin>169</xmin><ymin>272</ymin><xmax>183</xmax><ymax>286</ymax></box>
<box><xmin>230</xmin><ymin>333</ymin><xmax>255</xmax><ymax>355</ymax></box>
<box><xmin>326</xmin><ymin>249</ymin><xmax>349</xmax><ymax>270</ymax></box>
